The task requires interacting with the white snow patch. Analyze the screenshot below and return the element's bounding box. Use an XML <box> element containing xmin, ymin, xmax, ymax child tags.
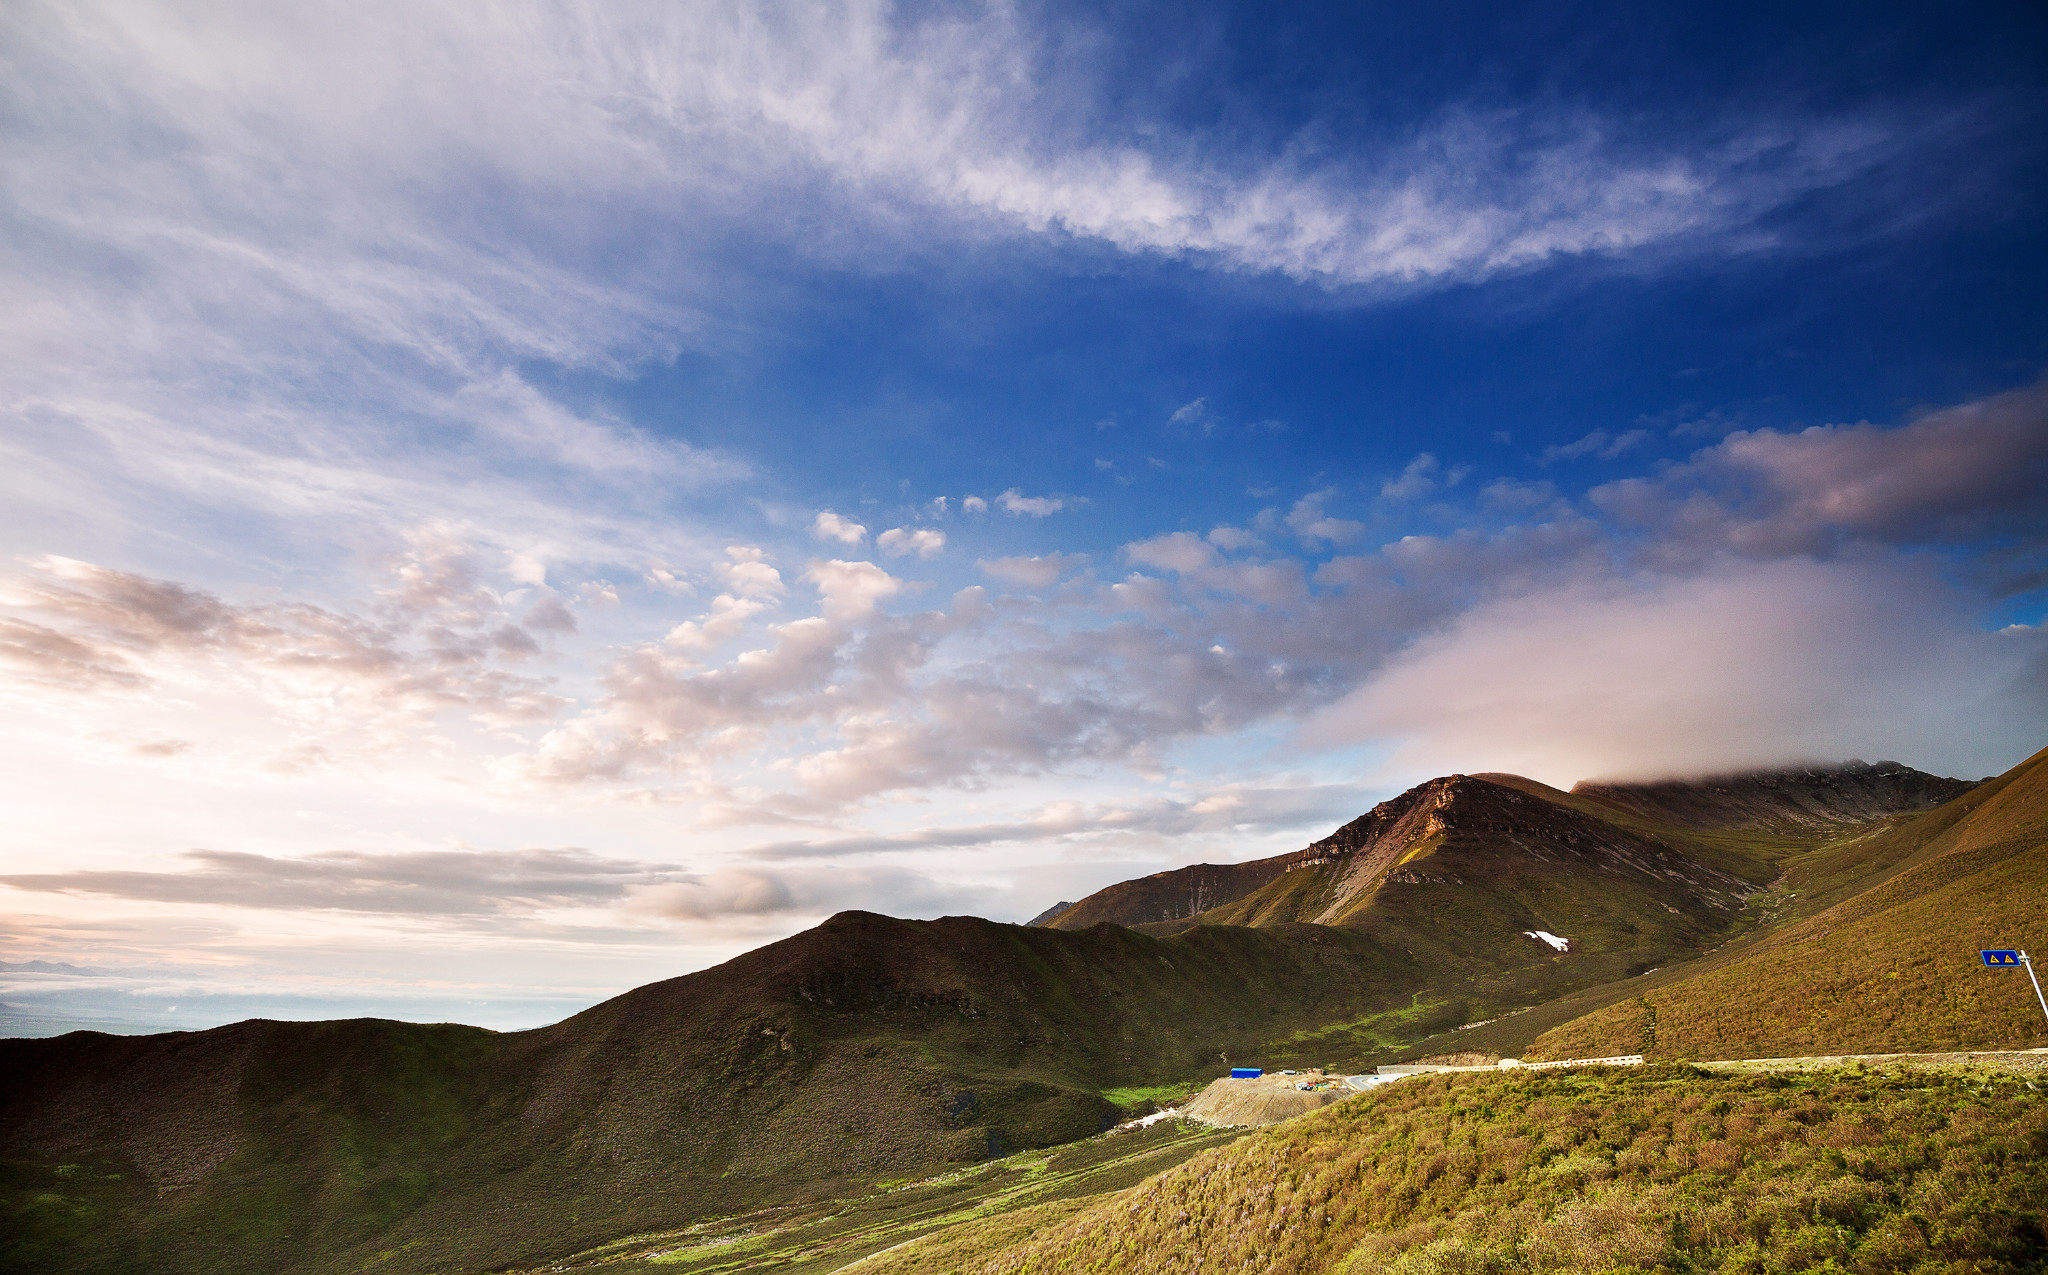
<box><xmin>1524</xmin><ymin>930</ymin><xmax>1571</xmax><ymax>952</ymax></box>
<box><xmin>1114</xmin><ymin>1108</ymin><xmax>1183</xmax><ymax>1131</ymax></box>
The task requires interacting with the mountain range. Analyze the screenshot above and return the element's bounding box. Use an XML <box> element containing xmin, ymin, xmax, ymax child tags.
<box><xmin>2</xmin><ymin>751</ymin><xmax>2038</xmax><ymax>1275</ymax></box>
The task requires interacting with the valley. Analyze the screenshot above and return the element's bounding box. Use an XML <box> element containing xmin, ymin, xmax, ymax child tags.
<box><xmin>3</xmin><ymin>750</ymin><xmax>2043</xmax><ymax>1274</ymax></box>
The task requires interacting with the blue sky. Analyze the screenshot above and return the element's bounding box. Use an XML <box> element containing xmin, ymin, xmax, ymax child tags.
<box><xmin>1</xmin><ymin>0</ymin><xmax>2044</xmax><ymax>1035</ymax></box>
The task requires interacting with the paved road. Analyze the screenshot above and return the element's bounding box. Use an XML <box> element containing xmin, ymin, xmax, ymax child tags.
<box><xmin>1694</xmin><ymin>1047</ymin><xmax>2048</xmax><ymax>1073</ymax></box>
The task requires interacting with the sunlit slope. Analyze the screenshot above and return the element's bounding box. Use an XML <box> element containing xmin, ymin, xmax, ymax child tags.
<box><xmin>1128</xmin><ymin>776</ymin><xmax>1797</xmax><ymax>1017</ymax></box>
<box><xmin>0</xmin><ymin>913</ymin><xmax>1439</xmax><ymax>1275</ymax></box>
<box><xmin>858</xmin><ymin>1066</ymin><xmax>2048</xmax><ymax>1275</ymax></box>
<box><xmin>1044</xmin><ymin>764</ymin><xmax>1966</xmax><ymax>950</ymax></box>
<box><xmin>1529</xmin><ymin>745</ymin><xmax>2048</xmax><ymax>1061</ymax></box>
<box><xmin>1193</xmin><ymin>775</ymin><xmax>1757</xmax><ymax>944</ymax></box>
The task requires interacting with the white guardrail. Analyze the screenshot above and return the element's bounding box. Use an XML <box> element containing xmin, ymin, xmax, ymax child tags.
<box><xmin>1375</xmin><ymin>1054</ymin><xmax>1644</xmax><ymax>1077</ymax></box>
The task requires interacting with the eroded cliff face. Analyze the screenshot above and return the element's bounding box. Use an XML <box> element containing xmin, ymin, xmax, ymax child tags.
<box><xmin>1192</xmin><ymin>774</ymin><xmax>1755</xmax><ymax>935</ymax></box>
<box><xmin>1039</xmin><ymin>780</ymin><xmax>1456</xmax><ymax>931</ymax></box>
<box><xmin>1041</xmin><ymin>761</ymin><xmax>1973</xmax><ymax>936</ymax></box>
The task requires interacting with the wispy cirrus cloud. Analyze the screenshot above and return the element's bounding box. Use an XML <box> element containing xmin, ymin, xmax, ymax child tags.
<box><xmin>739</xmin><ymin>783</ymin><xmax>1378</xmax><ymax>861</ymax></box>
<box><xmin>3</xmin><ymin>0</ymin><xmax>1910</xmax><ymax>434</ymax></box>
<box><xmin>0</xmin><ymin>847</ymin><xmax>678</xmax><ymax>916</ymax></box>
<box><xmin>0</xmin><ymin>843</ymin><xmax>1005</xmax><ymax>928</ymax></box>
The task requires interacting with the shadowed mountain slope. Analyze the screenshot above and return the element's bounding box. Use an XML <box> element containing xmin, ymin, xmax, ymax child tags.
<box><xmin>1570</xmin><ymin>759</ymin><xmax>1978</xmax><ymax>832</ymax></box>
<box><xmin>1529</xmin><ymin>744</ymin><xmax>2048</xmax><ymax>1061</ymax></box>
<box><xmin>1041</xmin><ymin>856</ymin><xmax>1306</xmax><ymax>930</ymax></box>
<box><xmin>0</xmin><ymin>914</ymin><xmax>1449</xmax><ymax>1275</ymax></box>
<box><xmin>0</xmin><ymin>758</ymin><xmax>2003</xmax><ymax>1275</ymax></box>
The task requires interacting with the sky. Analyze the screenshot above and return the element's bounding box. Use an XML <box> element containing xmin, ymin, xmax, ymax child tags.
<box><xmin>2</xmin><ymin>0</ymin><xmax>2045</xmax><ymax>1036</ymax></box>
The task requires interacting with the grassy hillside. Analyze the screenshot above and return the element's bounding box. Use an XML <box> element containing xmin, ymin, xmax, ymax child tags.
<box><xmin>497</xmin><ymin>1116</ymin><xmax>1249</xmax><ymax>1273</ymax></box>
<box><xmin>0</xmin><ymin>912</ymin><xmax>1502</xmax><ymax>1275</ymax></box>
<box><xmin>1570</xmin><ymin>760</ymin><xmax>1976</xmax><ymax>833</ymax></box>
<box><xmin>1529</xmin><ymin>745</ymin><xmax>2048</xmax><ymax>1062</ymax></box>
<box><xmin>1046</xmin><ymin>763</ymin><xmax>1968</xmax><ymax>939</ymax></box>
<box><xmin>1045</xmin><ymin>858</ymin><xmax>1303</xmax><ymax>930</ymax></box>
<box><xmin>861</xmin><ymin>1064</ymin><xmax>2048</xmax><ymax>1275</ymax></box>
<box><xmin>0</xmin><ymin>755</ymin><xmax>2020</xmax><ymax>1275</ymax></box>
<box><xmin>1129</xmin><ymin>776</ymin><xmax>1787</xmax><ymax>1038</ymax></box>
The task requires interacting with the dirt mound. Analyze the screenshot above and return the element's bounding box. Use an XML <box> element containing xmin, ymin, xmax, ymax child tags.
<box><xmin>1181</xmin><ymin>1077</ymin><xmax>1348</xmax><ymax>1127</ymax></box>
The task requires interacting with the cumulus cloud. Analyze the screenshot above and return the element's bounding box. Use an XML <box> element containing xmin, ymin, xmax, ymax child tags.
<box><xmin>1168</xmin><ymin>398</ymin><xmax>1214</xmax><ymax>433</ymax></box>
<box><xmin>1541</xmin><ymin>428</ymin><xmax>1652</xmax><ymax>464</ymax></box>
<box><xmin>877</xmin><ymin>527</ymin><xmax>946</xmax><ymax>559</ymax></box>
<box><xmin>718</xmin><ymin>547</ymin><xmax>788</xmax><ymax>598</ymax></box>
<box><xmin>13</xmin><ymin>372</ymin><xmax>2041</xmax><ymax>838</ymax></box>
<box><xmin>1480</xmin><ymin>478</ymin><xmax>1561</xmax><ymax>512</ymax></box>
<box><xmin>1381</xmin><ymin>453</ymin><xmax>1471</xmax><ymax>499</ymax></box>
<box><xmin>996</xmin><ymin>488</ymin><xmax>1066</xmax><ymax>516</ymax></box>
<box><xmin>804</xmin><ymin>559</ymin><xmax>909</xmax><ymax>621</ymax></box>
<box><xmin>1285</xmin><ymin>490</ymin><xmax>1367</xmax><ymax>545</ymax></box>
<box><xmin>664</xmin><ymin>593</ymin><xmax>771</xmax><ymax>651</ymax></box>
<box><xmin>1126</xmin><ymin>532</ymin><xmax>1218</xmax><ymax>574</ymax></box>
<box><xmin>1121</xmin><ymin>534</ymin><xmax>1307</xmax><ymax>605</ymax></box>
<box><xmin>979</xmin><ymin>553</ymin><xmax>1089</xmax><ymax>588</ymax></box>
<box><xmin>811</xmin><ymin>510</ymin><xmax>869</xmax><ymax>545</ymax></box>
<box><xmin>523</xmin><ymin>596</ymin><xmax>577</xmax><ymax>633</ymax></box>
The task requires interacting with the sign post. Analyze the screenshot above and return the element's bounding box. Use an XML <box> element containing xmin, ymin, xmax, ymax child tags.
<box><xmin>1981</xmin><ymin>949</ymin><xmax>2048</xmax><ymax>1031</ymax></box>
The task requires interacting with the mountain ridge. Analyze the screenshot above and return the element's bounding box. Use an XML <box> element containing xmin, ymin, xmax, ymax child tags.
<box><xmin>1568</xmin><ymin>759</ymin><xmax>1977</xmax><ymax>831</ymax></box>
<box><xmin>0</xmin><ymin>754</ymin><xmax>2013</xmax><ymax>1275</ymax></box>
<box><xmin>1038</xmin><ymin>761</ymin><xmax>1968</xmax><ymax>944</ymax></box>
<box><xmin>0</xmin><ymin>913</ymin><xmax>1449</xmax><ymax>1275</ymax></box>
<box><xmin>1528</xmin><ymin>744</ymin><xmax>2048</xmax><ymax>1061</ymax></box>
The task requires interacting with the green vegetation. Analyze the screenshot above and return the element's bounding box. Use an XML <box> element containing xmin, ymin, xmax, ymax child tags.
<box><xmin>865</xmin><ymin>1065</ymin><xmax>2048</xmax><ymax>1274</ymax></box>
<box><xmin>499</xmin><ymin>1118</ymin><xmax>1246</xmax><ymax>1274</ymax></box>
<box><xmin>1099</xmin><ymin>1083</ymin><xmax>1204</xmax><ymax>1112</ymax></box>
<box><xmin>1530</xmin><ymin>746</ymin><xmax>2048</xmax><ymax>1063</ymax></box>
<box><xmin>1278</xmin><ymin>995</ymin><xmax>1468</xmax><ymax>1060</ymax></box>
<box><xmin>3</xmin><ymin>752</ymin><xmax>2036</xmax><ymax>1274</ymax></box>
<box><xmin>0</xmin><ymin>917</ymin><xmax>1456</xmax><ymax>1275</ymax></box>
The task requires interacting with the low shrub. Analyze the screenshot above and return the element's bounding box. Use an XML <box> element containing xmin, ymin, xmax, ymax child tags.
<box><xmin>884</xmin><ymin>1065</ymin><xmax>2048</xmax><ymax>1275</ymax></box>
